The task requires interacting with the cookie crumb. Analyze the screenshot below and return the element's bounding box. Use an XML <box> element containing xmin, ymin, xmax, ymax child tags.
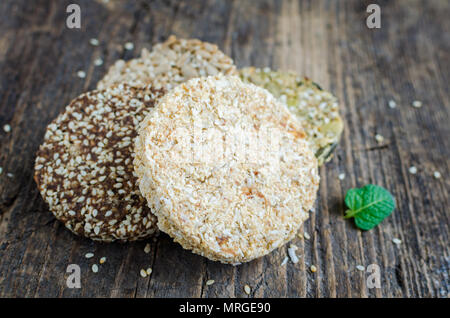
<box><xmin>409</xmin><ymin>166</ymin><xmax>417</xmax><ymax>174</ymax></box>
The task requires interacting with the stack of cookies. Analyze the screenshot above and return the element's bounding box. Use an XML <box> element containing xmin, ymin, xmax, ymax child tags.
<box><xmin>35</xmin><ymin>35</ymin><xmax>343</xmax><ymax>264</ymax></box>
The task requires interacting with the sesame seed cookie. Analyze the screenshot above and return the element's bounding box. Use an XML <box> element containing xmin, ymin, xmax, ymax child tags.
<box><xmin>97</xmin><ymin>35</ymin><xmax>237</xmax><ymax>91</ymax></box>
<box><xmin>34</xmin><ymin>84</ymin><xmax>166</xmax><ymax>242</ymax></box>
<box><xmin>134</xmin><ymin>75</ymin><xmax>320</xmax><ymax>264</ymax></box>
<box><xmin>239</xmin><ymin>67</ymin><xmax>344</xmax><ymax>165</ymax></box>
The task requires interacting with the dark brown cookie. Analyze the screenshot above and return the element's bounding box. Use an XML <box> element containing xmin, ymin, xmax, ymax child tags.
<box><xmin>35</xmin><ymin>84</ymin><xmax>166</xmax><ymax>242</ymax></box>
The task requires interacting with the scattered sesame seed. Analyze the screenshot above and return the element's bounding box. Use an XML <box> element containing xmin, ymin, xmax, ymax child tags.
<box><xmin>409</xmin><ymin>166</ymin><xmax>417</xmax><ymax>174</ymax></box>
<box><xmin>3</xmin><ymin>124</ymin><xmax>11</xmax><ymax>133</ymax></box>
<box><xmin>92</xmin><ymin>264</ymin><xmax>99</xmax><ymax>273</ymax></box>
<box><xmin>304</xmin><ymin>232</ymin><xmax>310</xmax><ymax>240</ymax></box>
<box><xmin>89</xmin><ymin>38</ymin><xmax>99</xmax><ymax>46</ymax></box>
<box><xmin>0</xmin><ymin>167</ymin><xmax>2</xmax><ymax>175</ymax></box>
<box><xmin>287</xmin><ymin>244</ymin><xmax>299</xmax><ymax>264</ymax></box>
<box><xmin>99</xmin><ymin>257</ymin><xmax>106</xmax><ymax>264</ymax></box>
<box><xmin>356</xmin><ymin>265</ymin><xmax>365</xmax><ymax>271</ymax></box>
<box><xmin>146</xmin><ymin>268</ymin><xmax>152</xmax><ymax>275</ymax></box>
<box><xmin>412</xmin><ymin>100</ymin><xmax>422</xmax><ymax>108</ymax></box>
<box><xmin>244</xmin><ymin>285</ymin><xmax>251</xmax><ymax>295</ymax></box>
<box><xmin>375</xmin><ymin>134</ymin><xmax>384</xmax><ymax>143</ymax></box>
<box><xmin>140</xmin><ymin>269</ymin><xmax>147</xmax><ymax>278</ymax></box>
<box><xmin>310</xmin><ymin>265</ymin><xmax>317</xmax><ymax>273</ymax></box>
<box><xmin>433</xmin><ymin>171</ymin><xmax>441</xmax><ymax>179</ymax></box>
<box><xmin>388</xmin><ymin>100</ymin><xmax>397</xmax><ymax>108</ymax></box>
<box><xmin>338</xmin><ymin>173</ymin><xmax>345</xmax><ymax>180</ymax></box>
<box><xmin>77</xmin><ymin>70</ymin><xmax>86</xmax><ymax>78</ymax></box>
<box><xmin>124</xmin><ymin>42</ymin><xmax>134</xmax><ymax>50</ymax></box>
<box><xmin>144</xmin><ymin>243</ymin><xmax>151</xmax><ymax>254</ymax></box>
<box><xmin>6</xmin><ymin>173</ymin><xmax>13</xmax><ymax>178</ymax></box>
<box><xmin>85</xmin><ymin>252</ymin><xmax>94</xmax><ymax>259</ymax></box>
<box><xmin>392</xmin><ymin>238</ymin><xmax>402</xmax><ymax>245</ymax></box>
<box><xmin>206</xmin><ymin>279</ymin><xmax>215</xmax><ymax>286</ymax></box>
<box><xmin>94</xmin><ymin>58</ymin><xmax>103</xmax><ymax>66</ymax></box>
<box><xmin>281</xmin><ymin>256</ymin><xmax>289</xmax><ymax>266</ymax></box>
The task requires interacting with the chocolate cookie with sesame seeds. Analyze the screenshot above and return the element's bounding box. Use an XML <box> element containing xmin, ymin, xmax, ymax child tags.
<box><xmin>34</xmin><ymin>84</ymin><xmax>166</xmax><ymax>242</ymax></box>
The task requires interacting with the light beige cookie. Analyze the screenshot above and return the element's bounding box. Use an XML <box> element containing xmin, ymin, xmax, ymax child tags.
<box><xmin>239</xmin><ymin>67</ymin><xmax>344</xmax><ymax>165</ymax></box>
<box><xmin>35</xmin><ymin>84</ymin><xmax>166</xmax><ymax>242</ymax></box>
<box><xmin>134</xmin><ymin>75</ymin><xmax>319</xmax><ymax>263</ymax></box>
<box><xmin>97</xmin><ymin>35</ymin><xmax>237</xmax><ymax>90</ymax></box>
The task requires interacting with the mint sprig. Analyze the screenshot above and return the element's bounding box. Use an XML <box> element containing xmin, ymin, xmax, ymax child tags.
<box><xmin>344</xmin><ymin>184</ymin><xmax>395</xmax><ymax>230</ymax></box>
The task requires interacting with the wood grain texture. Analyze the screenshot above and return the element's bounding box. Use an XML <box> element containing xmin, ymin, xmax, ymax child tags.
<box><xmin>0</xmin><ymin>0</ymin><xmax>448</xmax><ymax>298</ymax></box>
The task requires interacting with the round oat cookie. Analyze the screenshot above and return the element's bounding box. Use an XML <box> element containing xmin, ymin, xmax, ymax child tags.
<box><xmin>134</xmin><ymin>75</ymin><xmax>320</xmax><ymax>264</ymax></box>
<box><xmin>239</xmin><ymin>67</ymin><xmax>344</xmax><ymax>165</ymax></box>
<box><xmin>97</xmin><ymin>35</ymin><xmax>237</xmax><ymax>91</ymax></box>
<box><xmin>34</xmin><ymin>84</ymin><xmax>166</xmax><ymax>242</ymax></box>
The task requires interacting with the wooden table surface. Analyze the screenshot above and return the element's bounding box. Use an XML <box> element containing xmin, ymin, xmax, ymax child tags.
<box><xmin>0</xmin><ymin>0</ymin><xmax>448</xmax><ymax>298</ymax></box>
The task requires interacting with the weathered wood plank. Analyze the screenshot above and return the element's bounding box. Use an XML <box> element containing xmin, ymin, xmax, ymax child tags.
<box><xmin>0</xmin><ymin>0</ymin><xmax>448</xmax><ymax>298</ymax></box>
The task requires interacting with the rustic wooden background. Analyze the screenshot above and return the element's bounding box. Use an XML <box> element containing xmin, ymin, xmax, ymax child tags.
<box><xmin>0</xmin><ymin>0</ymin><xmax>448</xmax><ymax>298</ymax></box>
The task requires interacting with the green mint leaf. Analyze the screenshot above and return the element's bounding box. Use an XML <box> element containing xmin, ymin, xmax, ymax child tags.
<box><xmin>344</xmin><ymin>184</ymin><xmax>395</xmax><ymax>230</ymax></box>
